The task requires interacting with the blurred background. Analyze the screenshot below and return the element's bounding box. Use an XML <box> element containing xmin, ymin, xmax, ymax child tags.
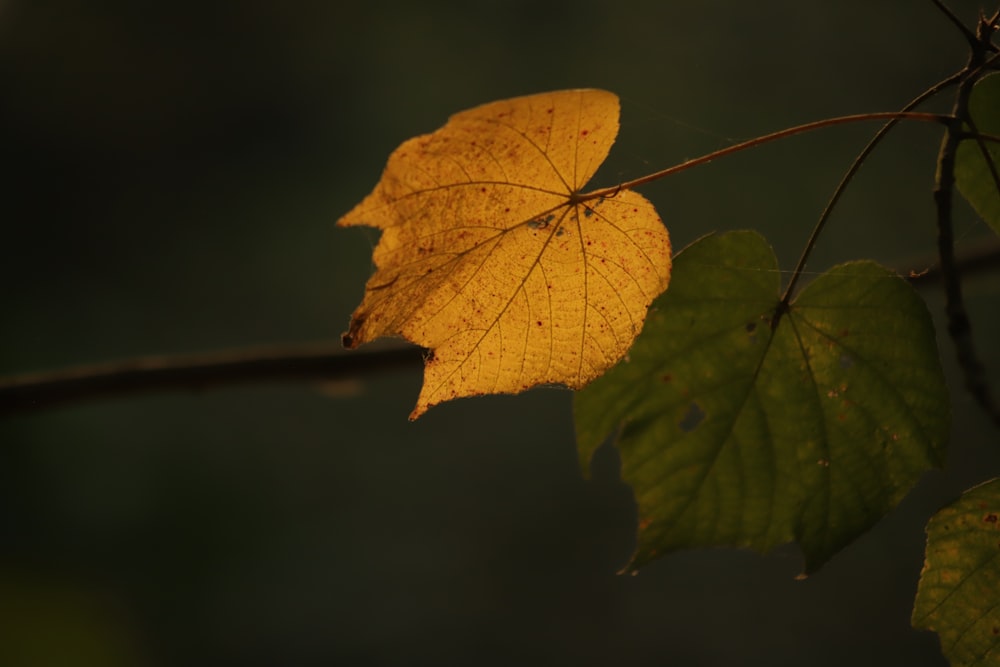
<box><xmin>1</xmin><ymin>1</ymin><xmax>999</xmax><ymax>665</ymax></box>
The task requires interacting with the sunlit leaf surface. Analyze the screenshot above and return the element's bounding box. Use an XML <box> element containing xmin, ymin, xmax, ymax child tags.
<box><xmin>339</xmin><ymin>90</ymin><xmax>671</xmax><ymax>419</ymax></box>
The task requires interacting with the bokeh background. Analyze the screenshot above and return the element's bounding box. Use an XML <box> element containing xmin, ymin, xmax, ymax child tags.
<box><xmin>2</xmin><ymin>1</ymin><xmax>999</xmax><ymax>665</ymax></box>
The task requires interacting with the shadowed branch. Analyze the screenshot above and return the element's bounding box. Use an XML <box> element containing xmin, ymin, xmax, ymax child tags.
<box><xmin>0</xmin><ymin>342</ymin><xmax>424</xmax><ymax>417</ymax></box>
<box><xmin>2</xmin><ymin>240</ymin><xmax>999</xmax><ymax>418</ymax></box>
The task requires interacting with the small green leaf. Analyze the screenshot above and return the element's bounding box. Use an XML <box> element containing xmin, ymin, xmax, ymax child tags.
<box><xmin>575</xmin><ymin>230</ymin><xmax>949</xmax><ymax>574</ymax></box>
<box><xmin>913</xmin><ymin>478</ymin><xmax>1000</xmax><ymax>667</ymax></box>
<box><xmin>956</xmin><ymin>73</ymin><xmax>1000</xmax><ymax>233</ymax></box>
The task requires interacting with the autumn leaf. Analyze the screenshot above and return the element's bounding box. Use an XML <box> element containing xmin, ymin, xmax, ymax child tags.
<box><xmin>913</xmin><ymin>478</ymin><xmax>1000</xmax><ymax>666</ymax></box>
<box><xmin>339</xmin><ymin>89</ymin><xmax>672</xmax><ymax>419</ymax></box>
<box><xmin>575</xmin><ymin>231</ymin><xmax>949</xmax><ymax>574</ymax></box>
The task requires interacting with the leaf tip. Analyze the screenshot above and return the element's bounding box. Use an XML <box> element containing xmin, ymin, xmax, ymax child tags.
<box><xmin>407</xmin><ymin>397</ymin><xmax>429</xmax><ymax>420</ymax></box>
<box><xmin>341</xmin><ymin>314</ymin><xmax>367</xmax><ymax>349</ymax></box>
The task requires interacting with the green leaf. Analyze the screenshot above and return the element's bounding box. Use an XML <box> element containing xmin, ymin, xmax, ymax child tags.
<box><xmin>956</xmin><ymin>73</ymin><xmax>1000</xmax><ymax>233</ymax></box>
<box><xmin>913</xmin><ymin>478</ymin><xmax>1000</xmax><ymax>667</ymax></box>
<box><xmin>574</xmin><ymin>230</ymin><xmax>949</xmax><ymax>574</ymax></box>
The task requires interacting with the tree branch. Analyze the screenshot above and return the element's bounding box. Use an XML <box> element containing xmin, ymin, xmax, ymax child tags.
<box><xmin>0</xmin><ymin>342</ymin><xmax>424</xmax><ymax>417</ymax></box>
<box><xmin>932</xmin><ymin>15</ymin><xmax>1000</xmax><ymax>427</ymax></box>
<box><xmin>2</xmin><ymin>242</ymin><xmax>999</xmax><ymax>418</ymax></box>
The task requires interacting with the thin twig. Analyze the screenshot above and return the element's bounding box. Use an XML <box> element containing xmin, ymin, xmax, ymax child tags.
<box><xmin>930</xmin><ymin>0</ymin><xmax>980</xmax><ymax>49</ymax></box>
<box><xmin>779</xmin><ymin>71</ymin><xmax>964</xmax><ymax>305</ymax></box>
<box><xmin>579</xmin><ymin>112</ymin><xmax>949</xmax><ymax>200</ymax></box>
<box><xmin>902</xmin><ymin>236</ymin><xmax>1000</xmax><ymax>286</ymax></box>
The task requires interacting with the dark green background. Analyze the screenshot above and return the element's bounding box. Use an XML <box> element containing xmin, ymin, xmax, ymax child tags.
<box><xmin>2</xmin><ymin>1</ymin><xmax>998</xmax><ymax>665</ymax></box>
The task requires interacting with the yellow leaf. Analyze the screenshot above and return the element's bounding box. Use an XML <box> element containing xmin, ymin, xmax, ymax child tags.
<box><xmin>339</xmin><ymin>89</ymin><xmax>672</xmax><ymax>419</ymax></box>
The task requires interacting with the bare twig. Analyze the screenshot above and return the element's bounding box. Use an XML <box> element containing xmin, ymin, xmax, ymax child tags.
<box><xmin>903</xmin><ymin>236</ymin><xmax>1000</xmax><ymax>286</ymax></box>
<box><xmin>0</xmin><ymin>342</ymin><xmax>424</xmax><ymax>417</ymax></box>
<box><xmin>930</xmin><ymin>0</ymin><xmax>980</xmax><ymax>49</ymax></box>
<box><xmin>580</xmin><ymin>112</ymin><xmax>948</xmax><ymax>200</ymax></box>
<box><xmin>780</xmin><ymin>71</ymin><xmax>963</xmax><ymax>305</ymax></box>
